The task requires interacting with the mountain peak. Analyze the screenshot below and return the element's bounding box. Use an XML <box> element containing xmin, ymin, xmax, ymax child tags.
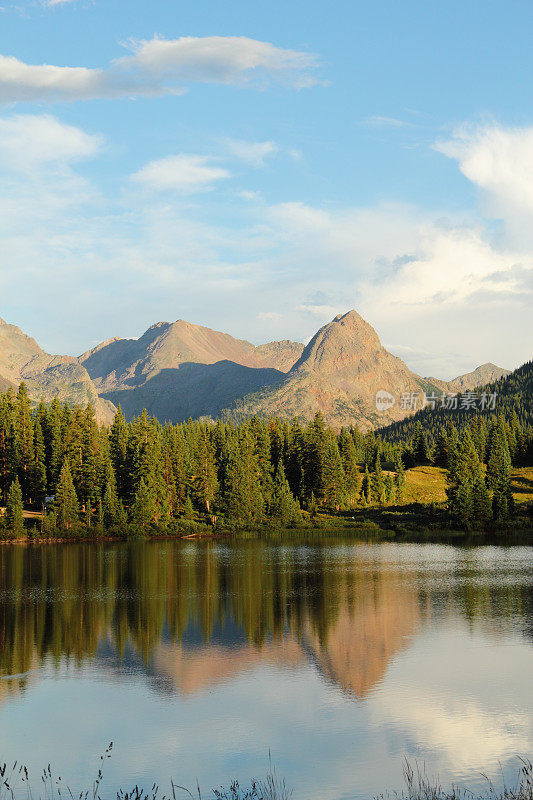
<box><xmin>333</xmin><ymin>309</ymin><xmax>368</xmax><ymax>324</ymax></box>
<box><xmin>291</xmin><ymin>310</ymin><xmax>382</xmax><ymax>374</ymax></box>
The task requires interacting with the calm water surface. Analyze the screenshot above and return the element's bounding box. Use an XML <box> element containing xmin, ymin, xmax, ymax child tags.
<box><xmin>1</xmin><ymin>538</ymin><xmax>532</xmax><ymax>800</ymax></box>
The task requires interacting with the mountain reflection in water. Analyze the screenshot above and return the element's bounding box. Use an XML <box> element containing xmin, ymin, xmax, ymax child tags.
<box><xmin>0</xmin><ymin>539</ymin><xmax>532</xmax><ymax>800</ymax></box>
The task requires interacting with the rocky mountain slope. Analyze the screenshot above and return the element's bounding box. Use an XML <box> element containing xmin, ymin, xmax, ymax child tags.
<box><xmin>79</xmin><ymin>319</ymin><xmax>303</xmax><ymax>422</ymax></box>
<box><xmin>0</xmin><ymin>317</ymin><xmax>116</xmax><ymax>424</ymax></box>
<box><xmin>0</xmin><ymin>311</ymin><xmax>511</xmax><ymax>429</ymax></box>
<box><xmin>226</xmin><ymin>311</ymin><xmax>438</xmax><ymax>430</ymax></box>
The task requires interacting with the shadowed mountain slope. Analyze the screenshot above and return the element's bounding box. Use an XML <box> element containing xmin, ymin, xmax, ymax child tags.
<box><xmin>79</xmin><ymin>318</ymin><xmax>302</xmax><ymax>422</ymax></box>
<box><xmin>1</xmin><ymin>312</ymin><xmax>513</xmax><ymax>429</ymax></box>
<box><xmin>100</xmin><ymin>361</ymin><xmax>287</xmax><ymax>423</ymax></box>
<box><xmin>80</xmin><ymin>319</ymin><xmax>303</xmax><ymax>394</ymax></box>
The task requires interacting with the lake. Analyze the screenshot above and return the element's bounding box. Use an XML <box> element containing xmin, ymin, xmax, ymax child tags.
<box><xmin>0</xmin><ymin>538</ymin><xmax>532</xmax><ymax>800</ymax></box>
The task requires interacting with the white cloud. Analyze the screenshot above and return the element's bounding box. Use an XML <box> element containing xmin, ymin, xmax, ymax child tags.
<box><xmin>257</xmin><ymin>311</ymin><xmax>283</xmax><ymax>321</ymax></box>
<box><xmin>131</xmin><ymin>154</ymin><xmax>229</xmax><ymax>193</ymax></box>
<box><xmin>363</xmin><ymin>115</ymin><xmax>413</xmax><ymax>128</ymax></box>
<box><xmin>295</xmin><ymin>303</ymin><xmax>339</xmax><ymax>317</ymax></box>
<box><xmin>0</xmin><ymin>36</ymin><xmax>319</xmax><ymax>103</ymax></box>
<box><xmin>0</xmin><ymin>114</ymin><xmax>103</xmax><ymax>169</ymax></box>
<box><xmin>225</xmin><ymin>139</ymin><xmax>278</xmax><ymax>167</ymax></box>
<box><xmin>0</xmin><ymin>55</ymin><xmax>135</xmax><ymax>103</ymax></box>
<box><xmin>0</xmin><ymin>114</ymin><xmax>531</xmax><ymax>378</ymax></box>
<box><xmin>118</xmin><ymin>36</ymin><xmax>318</xmax><ymax>85</ymax></box>
<box><xmin>435</xmin><ymin>123</ymin><xmax>533</xmax><ymax>250</ymax></box>
<box><xmin>435</xmin><ymin>123</ymin><xmax>533</xmax><ymax>213</ymax></box>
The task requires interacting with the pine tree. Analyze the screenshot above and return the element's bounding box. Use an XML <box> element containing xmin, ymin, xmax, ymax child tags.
<box><xmin>269</xmin><ymin>462</ymin><xmax>300</xmax><ymax>525</ymax></box>
<box><xmin>412</xmin><ymin>421</ymin><xmax>431</xmax><ymax>465</ymax></box>
<box><xmin>30</xmin><ymin>419</ymin><xmax>47</xmax><ymax>505</ymax></box>
<box><xmin>5</xmin><ymin>478</ymin><xmax>24</xmax><ymax>537</ymax></box>
<box><xmin>222</xmin><ymin>432</ymin><xmax>264</xmax><ymax>523</ymax></box>
<box><xmin>304</xmin><ymin>412</ymin><xmax>328</xmax><ymax>500</ymax></box>
<box><xmin>102</xmin><ymin>469</ymin><xmax>124</xmax><ymax>528</ymax></box>
<box><xmin>322</xmin><ymin>435</ymin><xmax>345</xmax><ymax>509</ymax></box>
<box><xmin>192</xmin><ymin>427</ymin><xmax>218</xmax><ymax>513</ymax></box>
<box><xmin>46</xmin><ymin>398</ymin><xmax>63</xmax><ymax>492</ymax></box>
<box><xmin>14</xmin><ymin>383</ymin><xmax>34</xmax><ymax>500</ymax></box>
<box><xmin>183</xmin><ymin>495</ymin><xmax>196</xmax><ymax>520</ymax></box>
<box><xmin>110</xmin><ymin>406</ymin><xmax>129</xmax><ymax>498</ymax></box>
<box><xmin>384</xmin><ymin>473</ymin><xmax>395</xmax><ymax>504</ymax></box>
<box><xmin>446</xmin><ymin>432</ymin><xmax>490</xmax><ymax>528</ymax></box>
<box><xmin>371</xmin><ymin>454</ymin><xmax>386</xmax><ymax>503</ymax></box>
<box><xmin>394</xmin><ymin>457</ymin><xmax>405</xmax><ymax>503</ymax></box>
<box><xmin>131</xmin><ymin>478</ymin><xmax>156</xmax><ymax>530</ymax></box>
<box><xmin>472</xmin><ymin>473</ymin><xmax>492</xmax><ymax>527</ymax></box>
<box><xmin>486</xmin><ymin>421</ymin><xmax>514</xmax><ymax>523</ymax></box>
<box><xmin>55</xmin><ymin>461</ymin><xmax>79</xmax><ymax>530</ymax></box>
<box><xmin>338</xmin><ymin>427</ymin><xmax>360</xmax><ymax>504</ymax></box>
<box><xmin>360</xmin><ymin>464</ymin><xmax>371</xmax><ymax>504</ymax></box>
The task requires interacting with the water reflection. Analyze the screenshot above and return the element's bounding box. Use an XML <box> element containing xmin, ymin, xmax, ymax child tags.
<box><xmin>0</xmin><ymin>540</ymin><xmax>532</xmax><ymax>800</ymax></box>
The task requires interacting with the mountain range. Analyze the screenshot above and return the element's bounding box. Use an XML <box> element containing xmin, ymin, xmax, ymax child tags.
<box><xmin>0</xmin><ymin>311</ymin><xmax>511</xmax><ymax>430</ymax></box>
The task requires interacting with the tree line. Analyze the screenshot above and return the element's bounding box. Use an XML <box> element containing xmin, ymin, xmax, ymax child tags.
<box><xmin>0</xmin><ymin>380</ymin><xmax>531</xmax><ymax>536</ymax></box>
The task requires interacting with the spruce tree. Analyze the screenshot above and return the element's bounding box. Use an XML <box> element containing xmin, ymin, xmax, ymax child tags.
<box><xmin>446</xmin><ymin>432</ymin><xmax>490</xmax><ymax>528</ymax></box>
<box><xmin>55</xmin><ymin>460</ymin><xmax>79</xmax><ymax>530</ymax></box>
<box><xmin>322</xmin><ymin>435</ymin><xmax>345</xmax><ymax>509</ymax></box>
<box><xmin>412</xmin><ymin>421</ymin><xmax>431</xmax><ymax>465</ymax></box>
<box><xmin>384</xmin><ymin>473</ymin><xmax>395</xmax><ymax>504</ymax></box>
<box><xmin>102</xmin><ymin>469</ymin><xmax>123</xmax><ymax>528</ymax></box>
<box><xmin>131</xmin><ymin>478</ymin><xmax>156</xmax><ymax>530</ymax></box>
<box><xmin>394</xmin><ymin>458</ymin><xmax>406</xmax><ymax>503</ymax></box>
<box><xmin>269</xmin><ymin>462</ymin><xmax>301</xmax><ymax>525</ymax></box>
<box><xmin>192</xmin><ymin>427</ymin><xmax>218</xmax><ymax>513</ymax></box>
<box><xmin>338</xmin><ymin>427</ymin><xmax>360</xmax><ymax>504</ymax></box>
<box><xmin>360</xmin><ymin>464</ymin><xmax>371</xmax><ymax>504</ymax></box>
<box><xmin>31</xmin><ymin>419</ymin><xmax>47</xmax><ymax>505</ymax></box>
<box><xmin>110</xmin><ymin>406</ymin><xmax>129</xmax><ymax>498</ymax></box>
<box><xmin>5</xmin><ymin>477</ymin><xmax>24</xmax><ymax>537</ymax></box>
<box><xmin>371</xmin><ymin>454</ymin><xmax>386</xmax><ymax>503</ymax></box>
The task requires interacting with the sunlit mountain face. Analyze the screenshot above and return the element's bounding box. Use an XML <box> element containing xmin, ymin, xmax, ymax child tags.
<box><xmin>1</xmin><ymin>540</ymin><xmax>533</xmax><ymax>800</ymax></box>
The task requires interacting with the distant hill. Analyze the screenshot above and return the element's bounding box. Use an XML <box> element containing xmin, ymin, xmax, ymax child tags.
<box><xmin>0</xmin><ymin>311</ymin><xmax>515</xmax><ymax>429</ymax></box>
<box><xmin>379</xmin><ymin>360</ymin><xmax>533</xmax><ymax>442</ymax></box>
<box><xmin>0</xmin><ymin>317</ymin><xmax>115</xmax><ymax>424</ymax></box>
<box><xmin>427</xmin><ymin>362</ymin><xmax>511</xmax><ymax>394</ymax></box>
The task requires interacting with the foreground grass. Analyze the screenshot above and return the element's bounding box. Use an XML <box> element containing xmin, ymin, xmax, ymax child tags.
<box><xmin>1</xmin><ymin>753</ymin><xmax>533</xmax><ymax>800</ymax></box>
<box><xmin>0</xmin><ymin>746</ymin><xmax>291</xmax><ymax>800</ymax></box>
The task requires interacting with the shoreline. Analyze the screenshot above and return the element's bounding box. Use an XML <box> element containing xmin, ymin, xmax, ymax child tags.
<box><xmin>2</xmin><ymin>517</ymin><xmax>533</xmax><ymax>547</ymax></box>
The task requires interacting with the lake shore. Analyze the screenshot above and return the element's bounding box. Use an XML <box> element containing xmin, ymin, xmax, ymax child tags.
<box><xmin>1</xmin><ymin>505</ymin><xmax>532</xmax><ymax>547</ymax></box>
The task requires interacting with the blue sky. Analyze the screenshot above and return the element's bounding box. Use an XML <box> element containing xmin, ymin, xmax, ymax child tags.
<box><xmin>0</xmin><ymin>0</ymin><xmax>532</xmax><ymax>377</ymax></box>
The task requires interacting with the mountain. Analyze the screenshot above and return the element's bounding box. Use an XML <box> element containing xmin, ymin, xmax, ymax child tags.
<box><xmin>225</xmin><ymin>311</ymin><xmax>438</xmax><ymax>430</ymax></box>
<box><xmin>379</xmin><ymin>359</ymin><xmax>533</xmax><ymax>442</ymax></box>
<box><xmin>0</xmin><ymin>317</ymin><xmax>116</xmax><ymax>424</ymax></box>
<box><xmin>428</xmin><ymin>362</ymin><xmax>511</xmax><ymax>394</ymax></box>
<box><xmin>78</xmin><ymin>319</ymin><xmax>303</xmax><ymax>422</ymax></box>
<box><xmin>1</xmin><ymin>311</ymin><xmax>513</xmax><ymax>429</ymax></box>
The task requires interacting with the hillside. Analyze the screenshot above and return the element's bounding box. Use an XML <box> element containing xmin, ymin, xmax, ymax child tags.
<box><xmin>428</xmin><ymin>362</ymin><xmax>510</xmax><ymax>393</ymax></box>
<box><xmin>379</xmin><ymin>360</ymin><xmax>533</xmax><ymax>442</ymax></box>
<box><xmin>224</xmin><ymin>311</ymin><xmax>440</xmax><ymax>430</ymax></box>
<box><xmin>79</xmin><ymin>319</ymin><xmax>302</xmax><ymax>422</ymax></box>
<box><xmin>0</xmin><ymin>311</ymin><xmax>515</xmax><ymax>429</ymax></box>
<box><xmin>0</xmin><ymin>318</ymin><xmax>115</xmax><ymax>424</ymax></box>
